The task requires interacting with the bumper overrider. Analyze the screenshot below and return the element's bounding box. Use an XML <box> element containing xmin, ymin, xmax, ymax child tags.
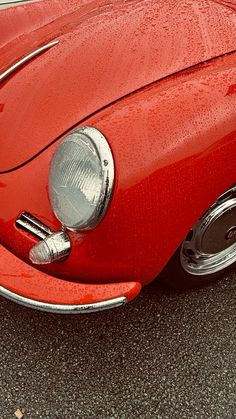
<box><xmin>0</xmin><ymin>245</ymin><xmax>141</xmax><ymax>314</ymax></box>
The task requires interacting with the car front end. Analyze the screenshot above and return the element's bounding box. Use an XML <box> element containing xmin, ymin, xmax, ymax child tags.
<box><xmin>1</xmin><ymin>0</ymin><xmax>236</xmax><ymax>312</ymax></box>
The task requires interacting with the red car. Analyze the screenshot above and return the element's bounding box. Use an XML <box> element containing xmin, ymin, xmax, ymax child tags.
<box><xmin>0</xmin><ymin>0</ymin><xmax>236</xmax><ymax>313</ymax></box>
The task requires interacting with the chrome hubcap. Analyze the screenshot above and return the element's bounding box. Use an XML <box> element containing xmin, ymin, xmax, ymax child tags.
<box><xmin>180</xmin><ymin>186</ymin><xmax>236</xmax><ymax>276</ymax></box>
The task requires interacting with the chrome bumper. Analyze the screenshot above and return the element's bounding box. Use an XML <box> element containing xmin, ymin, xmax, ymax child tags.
<box><xmin>0</xmin><ymin>286</ymin><xmax>127</xmax><ymax>314</ymax></box>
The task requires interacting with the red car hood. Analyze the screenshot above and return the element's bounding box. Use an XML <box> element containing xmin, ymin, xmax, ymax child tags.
<box><xmin>0</xmin><ymin>0</ymin><xmax>236</xmax><ymax>172</ymax></box>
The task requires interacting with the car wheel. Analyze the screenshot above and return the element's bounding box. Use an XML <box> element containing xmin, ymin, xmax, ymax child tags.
<box><xmin>160</xmin><ymin>185</ymin><xmax>236</xmax><ymax>289</ymax></box>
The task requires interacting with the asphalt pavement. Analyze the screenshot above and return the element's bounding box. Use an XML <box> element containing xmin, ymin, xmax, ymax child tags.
<box><xmin>0</xmin><ymin>273</ymin><xmax>235</xmax><ymax>419</ymax></box>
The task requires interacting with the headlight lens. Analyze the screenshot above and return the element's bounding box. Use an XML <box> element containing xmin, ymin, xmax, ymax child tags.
<box><xmin>49</xmin><ymin>126</ymin><xmax>114</xmax><ymax>230</ymax></box>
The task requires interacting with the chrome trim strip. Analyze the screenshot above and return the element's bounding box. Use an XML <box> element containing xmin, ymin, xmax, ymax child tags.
<box><xmin>16</xmin><ymin>219</ymin><xmax>47</xmax><ymax>239</ymax></box>
<box><xmin>20</xmin><ymin>212</ymin><xmax>54</xmax><ymax>235</ymax></box>
<box><xmin>16</xmin><ymin>212</ymin><xmax>54</xmax><ymax>239</ymax></box>
<box><xmin>0</xmin><ymin>0</ymin><xmax>37</xmax><ymax>10</ymax></box>
<box><xmin>0</xmin><ymin>40</ymin><xmax>59</xmax><ymax>83</ymax></box>
<box><xmin>0</xmin><ymin>286</ymin><xmax>127</xmax><ymax>314</ymax></box>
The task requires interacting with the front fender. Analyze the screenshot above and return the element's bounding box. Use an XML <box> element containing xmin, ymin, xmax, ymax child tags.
<box><xmin>0</xmin><ymin>52</ymin><xmax>236</xmax><ymax>286</ymax></box>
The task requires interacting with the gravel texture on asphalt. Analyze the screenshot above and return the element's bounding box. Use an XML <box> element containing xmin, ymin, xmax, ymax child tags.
<box><xmin>0</xmin><ymin>273</ymin><xmax>235</xmax><ymax>419</ymax></box>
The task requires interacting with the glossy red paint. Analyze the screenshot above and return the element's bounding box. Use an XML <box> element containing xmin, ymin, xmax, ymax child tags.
<box><xmin>0</xmin><ymin>1</ymin><xmax>236</xmax><ymax>309</ymax></box>
<box><xmin>0</xmin><ymin>245</ymin><xmax>141</xmax><ymax>304</ymax></box>
<box><xmin>1</xmin><ymin>51</ymin><xmax>236</xmax><ymax>291</ymax></box>
<box><xmin>1</xmin><ymin>0</ymin><xmax>236</xmax><ymax>171</ymax></box>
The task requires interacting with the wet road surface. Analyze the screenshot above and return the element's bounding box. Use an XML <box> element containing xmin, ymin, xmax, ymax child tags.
<box><xmin>0</xmin><ymin>273</ymin><xmax>235</xmax><ymax>418</ymax></box>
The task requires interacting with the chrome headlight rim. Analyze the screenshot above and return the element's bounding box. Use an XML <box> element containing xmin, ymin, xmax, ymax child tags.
<box><xmin>49</xmin><ymin>126</ymin><xmax>115</xmax><ymax>232</ymax></box>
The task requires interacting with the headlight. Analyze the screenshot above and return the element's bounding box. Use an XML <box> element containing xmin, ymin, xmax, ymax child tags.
<box><xmin>48</xmin><ymin>126</ymin><xmax>114</xmax><ymax>231</ymax></box>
